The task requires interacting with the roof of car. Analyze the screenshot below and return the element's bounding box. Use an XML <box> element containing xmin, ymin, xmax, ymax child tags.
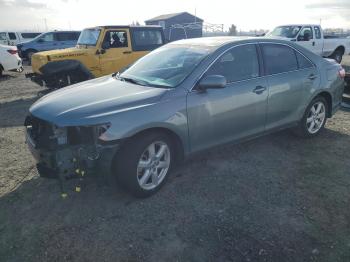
<box><xmin>170</xmin><ymin>36</ymin><xmax>257</xmax><ymax>47</ymax></box>
<box><xmin>168</xmin><ymin>36</ymin><xmax>304</xmax><ymax>51</ymax></box>
<box><xmin>93</xmin><ymin>25</ymin><xmax>162</xmax><ymax>29</ymax></box>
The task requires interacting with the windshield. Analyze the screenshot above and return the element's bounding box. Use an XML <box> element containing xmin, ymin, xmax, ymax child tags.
<box><xmin>120</xmin><ymin>45</ymin><xmax>211</xmax><ymax>88</ymax></box>
<box><xmin>77</xmin><ymin>28</ymin><xmax>101</xmax><ymax>46</ymax></box>
<box><xmin>268</xmin><ymin>26</ymin><xmax>302</xmax><ymax>38</ymax></box>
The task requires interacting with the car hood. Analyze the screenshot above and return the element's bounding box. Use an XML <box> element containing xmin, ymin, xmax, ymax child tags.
<box><xmin>30</xmin><ymin>76</ymin><xmax>168</xmax><ymax>126</ymax></box>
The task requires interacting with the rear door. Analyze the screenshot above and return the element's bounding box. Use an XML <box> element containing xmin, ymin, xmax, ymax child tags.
<box><xmin>57</xmin><ymin>32</ymin><xmax>79</xmax><ymax>48</ymax></box>
<box><xmin>37</xmin><ymin>32</ymin><xmax>57</xmax><ymax>51</ymax></box>
<box><xmin>129</xmin><ymin>27</ymin><xmax>165</xmax><ymax>63</ymax></box>
<box><xmin>261</xmin><ymin>43</ymin><xmax>320</xmax><ymax>130</ymax></box>
<box><xmin>187</xmin><ymin>44</ymin><xmax>269</xmax><ymax>152</ymax></box>
<box><xmin>99</xmin><ymin>29</ymin><xmax>133</xmax><ymax>75</ymax></box>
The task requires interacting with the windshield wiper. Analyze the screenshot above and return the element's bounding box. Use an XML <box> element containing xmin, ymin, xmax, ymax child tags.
<box><xmin>113</xmin><ymin>73</ymin><xmax>170</xmax><ymax>88</ymax></box>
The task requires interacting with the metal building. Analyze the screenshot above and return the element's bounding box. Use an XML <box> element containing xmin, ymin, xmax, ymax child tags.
<box><xmin>145</xmin><ymin>12</ymin><xmax>203</xmax><ymax>42</ymax></box>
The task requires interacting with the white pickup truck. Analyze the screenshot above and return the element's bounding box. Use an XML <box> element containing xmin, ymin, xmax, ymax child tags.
<box><xmin>267</xmin><ymin>24</ymin><xmax>349</xmax><ymax>63</ymax></box>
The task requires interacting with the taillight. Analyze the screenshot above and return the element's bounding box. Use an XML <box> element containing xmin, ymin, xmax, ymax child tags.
<box><xmin>338</xmin><ymin>68</ymin><xmax>346</xmax><ymax>79</ymax></box>
<box><xmin>7</xmin><ymin>49</ymin><xmax>17</xmax><ymax>55</ymax></box>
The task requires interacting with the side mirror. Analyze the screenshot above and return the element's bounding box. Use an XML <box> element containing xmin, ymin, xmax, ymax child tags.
<box><xmin>37</xmin><ymin>38</ymin><xmax>44</xmax><ymax>43</ymax></box>
<box><xmin>101</xmin><ymin>41</ymin><xmax>110</xmax><ymax>50</ymax></box>
<box><xmin>197</xmin><ymin>75</ymin><xmax>227</xmax><ymax>90</ymax></box>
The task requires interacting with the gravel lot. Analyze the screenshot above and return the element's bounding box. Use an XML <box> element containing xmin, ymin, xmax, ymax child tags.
<box><xmin>0</xmin><ymin>58</ymin><xmax>350</xmax><ymax>262</ymax></box>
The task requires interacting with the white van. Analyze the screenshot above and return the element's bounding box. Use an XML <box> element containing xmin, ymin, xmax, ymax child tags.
<box><xmin>0</xmin><ymin>32</ymin><xmax>42</xmax><ymax>46</ymax></box>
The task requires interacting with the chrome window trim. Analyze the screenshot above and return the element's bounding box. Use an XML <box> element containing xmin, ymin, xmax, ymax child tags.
<box><xmin>190</xmin><ymin>41</ymin><xmax>316</xmax><ymax>92</ymax></box>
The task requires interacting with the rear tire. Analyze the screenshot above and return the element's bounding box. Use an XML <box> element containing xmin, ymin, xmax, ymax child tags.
<box><xmin>329</xmin><ymin>49</ymin><xmax>343</xmax><ymax>64</ymax></box>
<box><xmin>293</xmin><ymin>96</ymin><xmax>328</xmax><ymax>138</ymax></box>
<box><xmin>114</xmin><ymin>132</ymin><xmax>175</xmax><ymax>198</ymax></box>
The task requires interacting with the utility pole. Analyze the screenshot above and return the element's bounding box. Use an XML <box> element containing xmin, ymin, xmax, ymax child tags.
<box><xmin>44</xmin><ymin>18</ymin><xmax>48</xmax><ymax>31</ymax></box>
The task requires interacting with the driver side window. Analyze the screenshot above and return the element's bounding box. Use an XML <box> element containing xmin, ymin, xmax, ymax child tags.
<box><xmin>298</xmin><ymin>27</ymin><xmax>313</xmax><ymax>41</ymax></box>
<box><xmin>103</xmin><ymin>31</ymin><xmax>128</xmax><ymax>48</ymax></box>
<box><xmin>205</xmin><ymin>44</ymin><xmax>260</xmax><ymax>83</ymax></box>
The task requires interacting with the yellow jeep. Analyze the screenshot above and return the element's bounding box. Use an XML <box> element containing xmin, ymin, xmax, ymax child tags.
<box><xmin>26</xmin><ymin>25</ymin><xmax>165</xmax><ymax>88</ymax></box>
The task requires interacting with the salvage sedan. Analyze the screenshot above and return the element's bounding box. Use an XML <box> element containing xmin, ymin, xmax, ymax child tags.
<box><xmin>25</xmin><ymin>37</ymin><xmax>345</xmax><ymax>197</ymax></box>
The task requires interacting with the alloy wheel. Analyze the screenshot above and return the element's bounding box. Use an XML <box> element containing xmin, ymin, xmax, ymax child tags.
<box><xmin>306</xmin><ymin>101</ymin><xmax>326</xmax><ymax>134</ymax></box>
<box><xmin>137</xmin><ymin>141</ymin><xmax>171</xmax><ymax>190</ymax></box>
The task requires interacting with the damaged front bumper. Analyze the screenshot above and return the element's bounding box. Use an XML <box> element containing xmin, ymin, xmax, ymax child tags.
<box><xmin>24</xmin><ymin>115</ymin><xmax>119</xmax><ymax>184</ymax></box>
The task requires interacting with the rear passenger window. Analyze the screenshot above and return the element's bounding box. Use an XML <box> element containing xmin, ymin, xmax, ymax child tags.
<box><xmin>57</xmin><ymin>33</ymin><xmax>78</xmax><ymax>41</ymax></box>
<box><xmin>8</xmin><ymin>32</ymin><xmax>16</xmax><ymax>40</ymax></box>
<box><xmin>132</xmin><ymin>29</ymin><xmax>164</xmax><ymax>51</ymax></box>
<box><xmin>205</xmin><ymin>44</ymin><xmax>259</xmax><ymax>83</ymax></box>
<box><xmin>296</xmin><ymin>52</ymin><xmax>313</xmax><ymax>69</ymax></box>
<box><xmin>262</xmin><ymin>44</ymin><xmax>298</xmax><ymax>75</ymax></box>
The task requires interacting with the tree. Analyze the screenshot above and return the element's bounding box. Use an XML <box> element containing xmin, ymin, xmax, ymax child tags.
<box><xmin>228</xmin><ymin>24</ymin><xmax>237</xmax><ymax>36</ymax></box>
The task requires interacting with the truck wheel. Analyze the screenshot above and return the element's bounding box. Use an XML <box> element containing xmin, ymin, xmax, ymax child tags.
<box><xmin>114</xmin><ymin>132</ymin><xmax>175</xmax><ymax>198</ymax></box>
<box><xmin>330</xmin><ymin>49</ymin><xmax>343</xmax><ymax>64</ymax></box>
<box><xmin>293</xmin><ymin>96</ymin><xmax>328</xmax><ymax>138</ymax></box>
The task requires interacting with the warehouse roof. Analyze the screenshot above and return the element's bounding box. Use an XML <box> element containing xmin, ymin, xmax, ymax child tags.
<box><xmin>145</xmin><ymin>12</ymin><xmax>203</xmax><ymax>22</ymax></box>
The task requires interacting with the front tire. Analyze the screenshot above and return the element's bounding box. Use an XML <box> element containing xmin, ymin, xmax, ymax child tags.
<box><xmin>114</xmin><ymin>132</ymin><xmax>174</xmax><ymax>198</ymax></box>
<box><xmin>294</xmin><ymin>96</ymin><xmax>328</xmax><ymax>137</ymax></box>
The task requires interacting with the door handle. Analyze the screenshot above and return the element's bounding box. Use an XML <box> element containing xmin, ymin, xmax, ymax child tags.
<box><xmin>123</xmin><ymin>51</ymin><xmax>132</xmax><ymax>54</ymax></box>
<box><xmin>308</xmin><ymin>74</ymin><xmax>317</xmax><ymax>80</ymax></box>
<box><xmin>253</xmin><ymin>86</ymin><xmax>266</xmax><ymax>94</ymax></box>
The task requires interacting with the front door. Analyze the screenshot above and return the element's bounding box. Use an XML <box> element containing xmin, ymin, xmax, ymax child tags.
<box><xmin>99</xmin><ymin>29</ymin><xmax>133</xmax><ymax>75</ymax></box>
<box><xmin>296</xmin><ymin>26</ymin><xmax>315</xmax><ymax>52</ymax></box>
<box><xmin>187</xmin><ymin>44</ymin><xmax>269</xmax><ymax>152</ymax></box>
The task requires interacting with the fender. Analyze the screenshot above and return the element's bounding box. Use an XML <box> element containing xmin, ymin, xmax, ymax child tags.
<box><xmin>39</xmin><ymin>59</ymin><xmax>94</xmax><ymax>79</ymax></box>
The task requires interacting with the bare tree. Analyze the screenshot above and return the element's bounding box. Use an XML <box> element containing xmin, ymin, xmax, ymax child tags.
<box><xmin>228</xmin><ymin>24</ymin><xmax>237</xmax><ymax>36</ymax></box>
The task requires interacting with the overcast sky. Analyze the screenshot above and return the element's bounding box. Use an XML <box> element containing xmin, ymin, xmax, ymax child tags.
<box><xmin>0</xmin><ymin>0</ymin><xmax>350</xmax><ymax>32</ymax></box>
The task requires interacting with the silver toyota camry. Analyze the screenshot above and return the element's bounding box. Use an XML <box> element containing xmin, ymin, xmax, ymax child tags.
<box><xmin>25</xmin><ymin>37</ymin><xmax>345</xmax><ymax>197</ymax></box>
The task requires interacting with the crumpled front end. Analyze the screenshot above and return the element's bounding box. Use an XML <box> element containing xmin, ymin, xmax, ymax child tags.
<box><xmin>24</xmin><ymin>115</ymin><xmax>119</xmax><ymax>191</ymax></box>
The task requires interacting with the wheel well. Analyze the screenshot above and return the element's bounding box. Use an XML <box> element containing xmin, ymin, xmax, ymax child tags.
<box><xmin>130</xmin><ymin>127</ymin><xmax>185</xmax><ymax>163</ymax></box>
<box><xmin>334</xmin><ymin>46</ymin><xmax>345</xmax><ymax>55</ymax></box>
<box><xmin>316</xmin><ymin>92</ymin><xmax>332</xmax><ymax>117</ymax></box>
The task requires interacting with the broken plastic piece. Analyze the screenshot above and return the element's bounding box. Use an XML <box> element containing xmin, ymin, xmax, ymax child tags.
<box><xmin>75</xmin><ymin>186</ymin><xmax>81</xmax><ymax>192</ymax></box>
<box><xmin>61</xmin><ymin>193</ymin><xmax>68</xmax><ymax>198</ymax></box>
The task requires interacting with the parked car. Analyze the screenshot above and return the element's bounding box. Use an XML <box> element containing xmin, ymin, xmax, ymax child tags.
<box><xmin>25</xmin><ymin>25</ymin><xmax>165</xmax><ymax>88</ymax></box>
<box><xmin>25</xmin><ymin>37</ymin><xmax>345</xmax><ymax>197</ymax></box>
<box><xmin>0</xmin><ymin>31</ymin><xmax>42</xmax><ymax>46</ymax></box>
<box><xmin>16</xmin><ymin>31</ymin><xmax>81</xmax><ymax>61</ymax></box>
<box><xmin>0</xmin><ymin>44</ymin><xmax>23</xmax><ymax>76</ymax></box>
<box><xmin>267</xmin><ymin>24</ymin><xmax>350</xmax><ymax>63</ymax></box>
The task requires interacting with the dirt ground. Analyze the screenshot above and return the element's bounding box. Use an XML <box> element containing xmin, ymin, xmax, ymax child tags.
<box><xmin>0</xmin><ymin>58</ymin><xmax>350</xmax><ymax>262</ymax></box>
